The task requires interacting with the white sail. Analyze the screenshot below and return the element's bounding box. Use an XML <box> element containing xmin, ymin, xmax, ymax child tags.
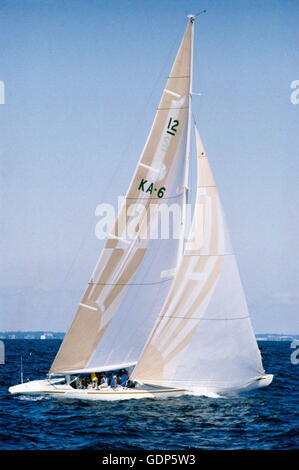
<box><xmin>131</xmin><ymin>127</ymin><xmax>265</xmax><ymax>392</ymax></box>
<box><xmin>50</xmin><ymin>20</ymin><xmax>194</xmax><ymax>375</ymax></box>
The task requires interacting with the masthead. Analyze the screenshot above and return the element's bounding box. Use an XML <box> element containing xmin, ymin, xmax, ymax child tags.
<box><xmin>187</xmin><ymin>14</ymin><xmax>196</xmax><ymax>22</ymax></box>
<box><xmin>187</xmin><ymin>10</ymin><xmax>207</xmax><ymax>22</ymax></box>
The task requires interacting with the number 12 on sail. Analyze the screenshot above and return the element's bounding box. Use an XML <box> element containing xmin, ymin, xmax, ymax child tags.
<box><xmin>166</xmin><ymin>118</ymin><xmax>179</xmax><ymax>136</ymax></box>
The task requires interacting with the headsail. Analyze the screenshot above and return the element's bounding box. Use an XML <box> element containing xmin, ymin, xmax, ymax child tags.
<box><xmin>131</xmin><ymin>127</ymin><xmax>265</xmax><ymax>392</ymax></box>
<box><xmin>50</xmin><ymin>20</ymin><xmax>194</xmax><ymax>375</ymax></box>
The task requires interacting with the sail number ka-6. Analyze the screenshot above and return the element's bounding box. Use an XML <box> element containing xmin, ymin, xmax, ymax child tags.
<box><xmin>138</xmin><ymin>179</ymin><xmax>166</xmax><ymax>198</ymax></box>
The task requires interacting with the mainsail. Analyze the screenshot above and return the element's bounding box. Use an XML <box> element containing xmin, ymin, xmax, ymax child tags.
<box><xmin>131</xmin><ymin>127</ymin><xmax>265</xmax><ymax>391</ymax></box>
<box><xmin>50</xmin><ymin>20</ymin><xmax>194</xmax><ymax>375</ymax></box>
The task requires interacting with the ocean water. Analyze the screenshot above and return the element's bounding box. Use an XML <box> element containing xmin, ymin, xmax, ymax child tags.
<box><xmin>0</xmin><ymin>340</ymin><xmax>298</xmax><ymax>450</ymax></box>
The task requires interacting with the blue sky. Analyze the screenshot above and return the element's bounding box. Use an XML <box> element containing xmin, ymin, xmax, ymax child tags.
<box><xmin>0</xmin><ymin>0</ymin><xmax>298</xmax><ymax>333</ymax></box>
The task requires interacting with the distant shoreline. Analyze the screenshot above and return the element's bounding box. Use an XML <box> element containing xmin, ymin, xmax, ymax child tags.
<box><xmin>0</xmin><ymin>332</ymin><xmax>298</xmax><ymax>341</ymax></box>
<box><xmin>0</xmin><ymin>331</ymin><xmax>64</xmax><ymax>340</ymax></box>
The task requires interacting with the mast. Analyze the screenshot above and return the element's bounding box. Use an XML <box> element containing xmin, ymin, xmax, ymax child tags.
<box><xmin>176</xmin><ymin>15</ymin><xmax>194</xmax><ymax>265</ymax></box>
<box><xmin>184</xmin><ymin>15</ymin><xmax>195</xmax><ymax>193</ymax></box>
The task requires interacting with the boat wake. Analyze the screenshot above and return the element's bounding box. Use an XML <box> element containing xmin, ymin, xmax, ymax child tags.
<box><xmin>16</xmin><ymin>394</ymin><xmax>51</xmax><ymax>402</ymax></box>
<box><xmin>184</xmin><ymin>390</ymin><xmax>223</xmax><ymax>399</ymax></box>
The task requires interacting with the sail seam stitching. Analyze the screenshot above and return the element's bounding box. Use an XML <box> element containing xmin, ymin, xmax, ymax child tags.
<box><xmin>158</xmin><ymin>107</ymin><xmax>188</xmax><ymax>110</ymax></box>
<box><xmin>88</xmin><ymin>278</ymin><xmax>172</xmax><ymax>287</ymax></box>
<box><xmin>161</xmin><ymin>315</ymin><xmax>250</xmax><ymax>320</ymax></box>
<box><xmin>184</xmin><ymin>253</ymin><xmax>235</xmax><ymax>257</ymax></box>
<box><xmin>125</xmin><ymin>194</ymin><xmax>183</xmax><ymax>200</ymax></box>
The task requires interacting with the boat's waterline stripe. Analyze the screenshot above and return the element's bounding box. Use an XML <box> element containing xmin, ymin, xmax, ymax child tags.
<box><xmin>34</xmin><ymin>389</ymin><xmax>187</xmax><ymax>396</ymax></box>
<box><xmin>86</xmin><ymin>389</ymin><xmax>187</xmax><ymax>395</ymax></box>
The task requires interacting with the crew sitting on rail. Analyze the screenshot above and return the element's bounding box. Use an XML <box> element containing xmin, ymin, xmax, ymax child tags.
<box><xmin>110</xmin><ymin>375</ymin><xmax>118</xmax><ymax>389</ymax></box>
<box><xmin>121</xmin><ymin>370</ymin><xmax>128</xmax><ymax>387</ymax></box>
<box><xmin>91</xmin><ymin>372</ymin><xmax>98</xmax><ymax>388</ymax></box>
<box><xmin>100</xmin><ymin>373</ymin><xmax>108</xmax><ymax>387</ymax></box>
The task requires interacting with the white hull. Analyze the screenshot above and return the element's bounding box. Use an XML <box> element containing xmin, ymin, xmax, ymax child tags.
<box><xmin>8</xmin><ymin>374</ymin><xmax>273</xmax><ymax>401</ymax></box>
<box><xmin>8</xmin><ymin>379</ymin><xmax>186</xmax><ymax>401</ymax></box>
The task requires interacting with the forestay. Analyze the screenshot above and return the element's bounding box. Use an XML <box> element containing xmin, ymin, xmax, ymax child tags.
<box><xmin>131</xmin><ymin>127</ymin><xmax>265</xmax><ymax>392</ymax></box>
<box><xmin>50</xmin><ymin>21</ymin><xmax>193</xmax><ymax>375</ymax></box>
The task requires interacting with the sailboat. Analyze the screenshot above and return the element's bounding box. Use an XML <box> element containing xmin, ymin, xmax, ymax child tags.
<box><xmin>9</xmin><ymin>15</ymin><xmax>273</xmax><ymax>400</ymax></box>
